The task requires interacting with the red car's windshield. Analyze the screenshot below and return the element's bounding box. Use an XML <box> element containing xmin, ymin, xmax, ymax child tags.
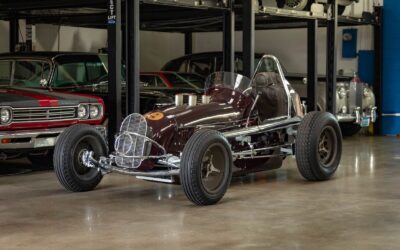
<box><xmin>0</xmin><ymin>59</ymin><xmax>51</xmax><ymax>88</ymax></box>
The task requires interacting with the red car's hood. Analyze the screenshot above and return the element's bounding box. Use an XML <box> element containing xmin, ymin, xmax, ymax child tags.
<box><xmin>0</xmin><ymin>87</ymin><xmax>101</xmax><ymax>108</ymax></box>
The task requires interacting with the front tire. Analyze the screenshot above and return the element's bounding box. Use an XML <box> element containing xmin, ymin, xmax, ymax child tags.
<box><xmin>296</xmin><ymin>111</ymin><xmax>342</xmax><ymax>181</ymax></box>
<box><xmin>54</xmin><ymin>124</ymin><xmax>107</xmax><ymax>192</ymax></box>
<box><xmin>180</xmin><ymin>130</ymin><xmax>233</xmax><ymax>206</ymax></box>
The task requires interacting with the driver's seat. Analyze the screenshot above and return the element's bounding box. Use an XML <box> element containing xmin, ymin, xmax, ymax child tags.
<box><xmin>252</xmin><ymin>72</ymin><xmax>288</xmax><ymax>121</ymax></box>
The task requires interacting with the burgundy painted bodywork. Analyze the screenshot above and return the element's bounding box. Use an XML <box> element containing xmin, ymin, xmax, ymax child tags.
<box><xmin>139</xmin><ymin>85</ymin><xmax>281</xmax><ymax>172</ymax></box>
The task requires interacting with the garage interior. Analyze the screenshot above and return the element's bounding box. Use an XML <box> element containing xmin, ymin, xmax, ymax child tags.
<box><xmin>1</xmin><ymin>0</ymin><xmax>400</xmax><ymax>249</ymax></box>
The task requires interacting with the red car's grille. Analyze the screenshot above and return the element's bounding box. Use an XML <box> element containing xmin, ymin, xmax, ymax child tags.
<box><xmin>12</xmin><ymin>107</ymin><xmax>77</xmax><ymax>122</ymax></box>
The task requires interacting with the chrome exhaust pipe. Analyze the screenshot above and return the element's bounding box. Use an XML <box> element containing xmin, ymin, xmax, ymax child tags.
<box><xmin>188</xmin><ymin>95</ymin><xmax>197</xmax><ymax>107</ymax></box>
<box><xmin>175</xmin><ymin>94</ymin><xmax>184</xmax><ymax>106</ymax></box>
<box><xmin>223</xmin><ymin>117</ymin><xmax>302</xmax><ymax>138</ymax></box>
<box><xmin>202</xmin><ymin>95</ymin><xmax>211</xmax><ymax>104</ymax></box>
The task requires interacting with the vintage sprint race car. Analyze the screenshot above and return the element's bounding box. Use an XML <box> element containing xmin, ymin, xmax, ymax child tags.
<box><xmin>53</xmin><ymin>55</ymin><xmax>343</xmax><ymax>206</ymax></box>
<box><xmin>163</xmin><ymin>51</ymin><xmax>377</xmax><ymax>136</ymax></box>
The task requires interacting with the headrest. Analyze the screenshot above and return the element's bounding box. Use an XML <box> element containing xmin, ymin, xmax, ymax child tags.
<box><xmin>253</xmin><ymin>72</ymin><xmax>283</xmax><ymax>88</ymax></box>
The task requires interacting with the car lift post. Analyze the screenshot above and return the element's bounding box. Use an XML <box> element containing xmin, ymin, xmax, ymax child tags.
<box><xmin>126</xmin><ymin>0</ymin><xmax>140</xmax><ymax>114</ymax></box>
<box><xmin>307</xmin><ymin>19</ymin><xmax>318</xmax><ymax>112</ymax></box>
<box><xmin>107</xmin><ymin>0</ymin><xmax>122</xmax><ymax>149</ymax></box>
<box><xmin>243</xmin><ymin>0</ymin><xmax>255</xmax><ymax>78</ymax></box>
<box><xmin>326</xmin><ymin>0</ymin><xmax>338</xmax><ymax>114</ymax></box>
<box><xmin>223</xmin><ymin>2</ymin><xmax>235</xmax><ymax>72</ymax></box>
<box><xmin>9</xmin><ymin>16</ymin><xmax>19</xmax><ymax>52</ymax></box>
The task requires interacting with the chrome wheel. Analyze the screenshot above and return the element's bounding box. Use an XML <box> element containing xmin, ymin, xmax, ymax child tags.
<box><xmin>71</xmin><ymin>135</ymin><xmax>101</xmax><ymax>181</ymax></box>
<box><xmin>54</xmin><ymin>124</ymin><xmax>107</xmax><ymax>192</ymax></box>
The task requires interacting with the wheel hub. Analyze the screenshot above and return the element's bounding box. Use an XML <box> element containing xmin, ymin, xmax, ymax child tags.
<box><xmin>204</xmin><ymin>155</ymin><xmax>221</xmax><ymax>178</ymax></box>
<box><xmin>201</xmin><ymin>145</ymin><xmax>226</xmax><ymax>193</ymax></box>
<box><xmin>318</xmin><ymin>126</ymin><xmax>337</xmax><ymax>166</ymax></box>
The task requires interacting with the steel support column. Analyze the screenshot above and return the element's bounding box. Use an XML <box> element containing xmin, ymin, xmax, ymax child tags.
<box><xmin>126</xmin><ymin>0</ymin><xmax>140</xmax><ymax>114</ymax></box>
<box><xmin>223</xmin><ymin>6</ymin><xmax>234</xmax><ymax>72</ymax></box>
<box><xmin>26</xmin><ymin>20</ymin><xmax>33</xmax><ymax>52</ymax></box>
<box><xmin>9</xmin><ymin>17</ymin><xmax>18</xmax><ymax>52</ymax></box>
<box><xmin>107</xmin><ymin>0</ymin><xmax>122</xmax><ymax>148</ymax></box>
<box><xmin>307</xmin><ymin>20</ymin><xmax>318</xmax><ymax>112</ymax></box>
<box><xmin>243</xmin><ymin>0</ymin><xmax>255</xmax><ymax>78</ymax></box>
<box><xmin>373</xmin><ymin>6</ymin><xmax>383</xmax><ymax>135</ymax></box>
<box><xmin>184</xmin><ymin>32</ymin><xmax>192</xmax><ymax>55</ymax></box>
<box><xmin>326</xmin><ymin>0</ymin><xmax>337</xmax><ymax>114</ymax></box>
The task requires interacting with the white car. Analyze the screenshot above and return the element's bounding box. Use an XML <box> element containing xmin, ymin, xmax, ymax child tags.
<box><xmin>263</xmin><ymin>0</ymin><xmax>358</xmax><ymax>14</ymax></box>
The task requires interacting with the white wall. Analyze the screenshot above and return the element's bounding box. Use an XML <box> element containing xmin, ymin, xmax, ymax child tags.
<box><xmin>140</xmin><ymin>32</ymin><xmax>184</xmax><ymax>71</ymax></box>
<box><xmin>193</xmin><ymin>25</ymin><xmax>373</xmax><ymax>75</ymax></box>
<box><xmin>34</xmin><ymin>25</ymin><xmax>184</xmax><ymax>71</ymax></box>
<box><xmin>0</xmin><ymin>21</ymin><xmax>9</xmax><ymax>53</ymax></box>
<box><xmin>35</xmin><ymin>25</ymin><xmax>107</xmax><ymax>52</ymax></box>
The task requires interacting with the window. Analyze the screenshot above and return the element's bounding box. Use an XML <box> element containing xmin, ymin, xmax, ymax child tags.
<box><xmin>140</xmin><ymin>75</ymin><xmax>165</xmax><ymax>87</ymax></box>
<box><xmin>0</xmin><ymin>60</ymin><xmax>50</xmax><ymax>88</ymax></box>
<box><xmin>163</xmin><ymin>73</ymin><xmax>205</xmax><ymax>89</ymax></box>
<box><xmin>188</xmin><ymin>57</ymin><xmax>213</xmax><ymax>76</ymax></box>
<box><xmin>53</xmin><ymin>61</ymin><xmax>107</xmax><ymax>88</ymax></box>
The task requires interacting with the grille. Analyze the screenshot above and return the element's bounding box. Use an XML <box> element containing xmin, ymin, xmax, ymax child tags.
<box><xmin>115</xmin><ymin>113</ymin><xmax>148</xmax><ymax>169</ymax></box>
<box><xmin>12</xmin><ymin>107</ymin><xmax>77</xmax><ymax>122</ymax></box>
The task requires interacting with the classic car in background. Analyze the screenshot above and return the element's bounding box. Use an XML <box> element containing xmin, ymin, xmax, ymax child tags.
<box><xmin>99</xmin><ymin>54</ymin><xmax>206</xmax><ymax>96</ymax></box>
<box><xmin>53</xmin><ymin>55</ymin><xmax>342</xmax><ymax>205</ymax></box>
<box><xmin>255</xmin><ymin>0</ymin><xmax>358</xmax><ymax>15</ymax></box>
<box><xmin>0</xmin><ymin>87</ymin><xmax>105</xmax><ymax>168</ymax></box>
<box><xmin>0</xmin><ymin>52</ymin><xmax>173</xmax><ymax>115</ymax></box>
<box><xmin>162</xmin><ymin>52</ymin><xmax>377</xmax><ymax>136</ymax></box>
<box><xmin>140</xmin><ymin>71</ymin><xmax>205</xmax><ymax>91</ymax></box>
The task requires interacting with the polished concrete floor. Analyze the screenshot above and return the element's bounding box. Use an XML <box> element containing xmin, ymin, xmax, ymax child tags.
<box><xmin>1</xmin><ymin>136</ymin><xmax>400</xmax><ymax>250</ymax></box>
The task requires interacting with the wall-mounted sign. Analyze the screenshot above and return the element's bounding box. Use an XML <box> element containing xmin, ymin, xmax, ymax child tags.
<box><xmin>108</xmin><ymin>0</ymin><xmax>116</xmax><ymax>25</ymax></box>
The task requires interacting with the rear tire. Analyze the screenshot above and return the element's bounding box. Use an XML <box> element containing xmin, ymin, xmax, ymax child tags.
<box><xmin>180</xmin><ymin>130</ymin><xmax>233</xmax><ymax>206</ymax></box>
<box><xmin>340</xmin><ymin>122</ymin><xmax>361</xmax><ymax>137</ymax></box>
<box><xmin>54</xmin><ymin>124</ymin><xmax>107</xmax><ymax>192</ymax></box>
<box><xmin>296</xmin><ymin>111</ymin><xmax>342</xmax><ymax>181</ymax></box>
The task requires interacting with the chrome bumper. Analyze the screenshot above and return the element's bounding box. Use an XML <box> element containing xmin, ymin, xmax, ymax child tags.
<box><xmin>337</xmin><ymin>107</ymin><xmax>377</xmax><ymax>124</ymax></box>
<box><xmin>0</xmin><ymin>126</ymin><xmax>106</xmax><ymax>150</ymax></box>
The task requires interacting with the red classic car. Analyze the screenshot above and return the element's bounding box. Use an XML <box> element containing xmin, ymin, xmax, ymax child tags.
<box><xmin>0</xmin><ymin>87</ymin><xmax>105</xmax><ymax>168</ymax></box>
<box><xmin>53</xmin><ymin>55</ymin><xmax>342</xmax><ymax>206</ymax></box>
